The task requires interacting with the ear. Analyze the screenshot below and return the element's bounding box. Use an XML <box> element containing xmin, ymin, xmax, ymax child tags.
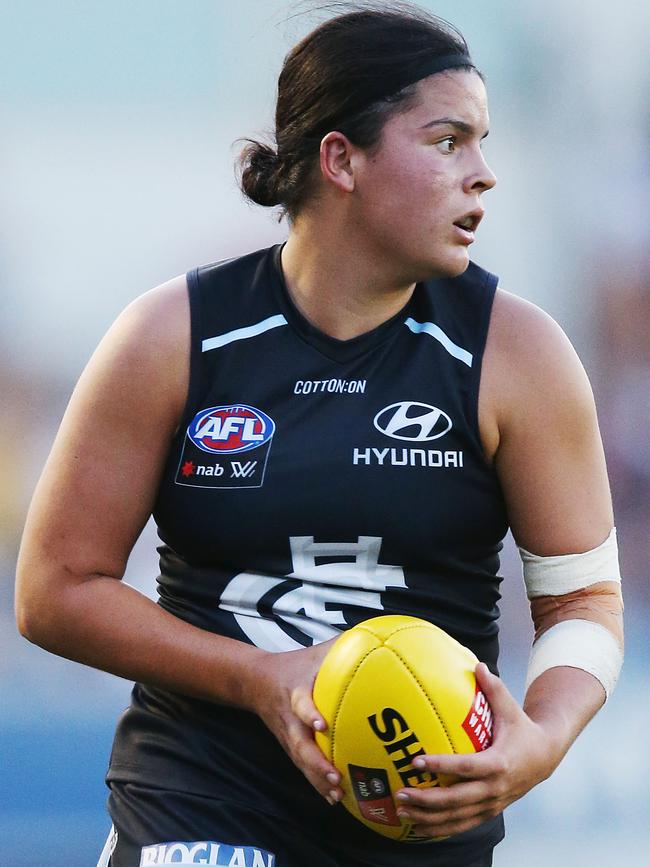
<box><xmin>319</xmin><ymin>131</ymin><xmax>356</xmax><ymax>194</ymax></box>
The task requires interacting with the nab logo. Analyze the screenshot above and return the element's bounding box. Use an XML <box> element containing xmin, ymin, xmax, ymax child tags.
<box><xmin>188</xmin><ymin>405</ymin><xmax>275</xmax><ymax>455</ymax></box>
<box><xmin>373</xmin><ymin>401</ymin><xmax>452</xmax><ymax>442</ymax></box>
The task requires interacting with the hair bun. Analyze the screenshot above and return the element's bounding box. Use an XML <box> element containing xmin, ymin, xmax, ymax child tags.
<box><xmin>239</xmin><ymin>141</ymin><xmax>284</xmax><ymax>207</ymax></box>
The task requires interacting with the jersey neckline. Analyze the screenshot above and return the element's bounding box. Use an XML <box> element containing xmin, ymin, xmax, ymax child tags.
<box><xmin>269</xmin><ymin>243</ymin><xmax>416</xmax><ymax>364</ymax></box>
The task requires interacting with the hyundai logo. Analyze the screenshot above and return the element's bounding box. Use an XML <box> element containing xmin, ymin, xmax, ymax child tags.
<box><xmin>373</xmin><ymin>402</ymin><xmax>452</xmax><ymax>442</ymax></box>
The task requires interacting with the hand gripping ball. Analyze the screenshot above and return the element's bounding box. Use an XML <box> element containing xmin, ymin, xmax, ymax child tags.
<box><xmin>313</xmin><ymin>615</ymin><xmax>493</xmax><ymax>843</ymax></box>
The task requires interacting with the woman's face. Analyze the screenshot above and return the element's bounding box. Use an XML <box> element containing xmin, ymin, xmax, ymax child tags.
<box><xmin>351</xmin><ymin>70</ymin><xmax>496</xmax><ymax>281</ymax></box>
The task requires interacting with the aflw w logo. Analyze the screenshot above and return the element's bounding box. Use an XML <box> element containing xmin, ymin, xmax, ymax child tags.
<box><xmin>230</xmin><ymin>461</ymin><xmax>257</xmax><ymax>478</ymax></box>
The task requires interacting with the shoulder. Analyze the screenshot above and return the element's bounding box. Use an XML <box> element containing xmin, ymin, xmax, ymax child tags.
<box><xmin>78</xmin><ymin>273</ymin><xmax>190</xmax><ymax>426</ymax></box>
<box><xmin>98</xmin><ymin>273</ymin><xmax>189</xmax><ymax>373</ymax></box>
<box><xmin>480</xmin><ymin>288</ymin><xmax>597</xmax><ymax>453</ymax></box>
<box><xmin>112</xmin><ymin>273</ymin><xmax>189</xmax><ymax>350</ymax></box>
<box><xmin>488</xmin><ymin>288</ymin><xmax>575</xmax><ymax>355</ymax></box>
<box><xmin>488</xmin><ymin>288</ymin><xmax>592</xmax><ymax>397</ymax></box>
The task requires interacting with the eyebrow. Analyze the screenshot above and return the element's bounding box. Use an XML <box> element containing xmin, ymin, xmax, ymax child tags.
<box><xmin>420</xmin><ymin>117</ymin><xmax>490</xmax><ymax>139</ymax></box>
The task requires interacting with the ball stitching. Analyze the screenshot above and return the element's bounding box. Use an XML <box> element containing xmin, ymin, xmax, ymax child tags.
<box><xmin>387</xmin><ymin>646</ymin><xmax>456</xmax><ymax>755</ymax></box>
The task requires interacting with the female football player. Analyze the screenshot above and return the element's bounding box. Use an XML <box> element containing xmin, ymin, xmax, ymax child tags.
<box><xmin>16</xmin><ymin>4</ymin><xmax>622</xmax><ymax>865</ymax></box>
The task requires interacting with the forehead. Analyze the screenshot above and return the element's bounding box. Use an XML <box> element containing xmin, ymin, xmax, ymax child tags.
<box><xmin>402</xmin><ymin>70</ymin><xmax>489</xmax><ymax>130</ymax></box>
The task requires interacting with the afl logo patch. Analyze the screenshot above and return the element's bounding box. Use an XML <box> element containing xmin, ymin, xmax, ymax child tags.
<box><xmin>176</xmin><ymin>404</ymin><xmax>275</xmax><ymax>489</ymax></box>
<box><xmin>374</xmin><ymin>401</ymin><xmax>452</xmax><ymax>442</ymax></box>
<box><xmin>189</xmin><ymin>405</ymin><xmax>275</xmax><ymax>455</ymax></box>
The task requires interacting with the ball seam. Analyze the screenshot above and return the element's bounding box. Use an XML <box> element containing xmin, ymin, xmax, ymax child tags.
<box><xmin>387</xmin><ymin>646</ymin><xmax>456</xmax><ymax>755</ymax></box>
<box><xmin>329</xmin><ymin>645</ymin><xmax>379</xmax><ymax>763</ymax></box>
<box><xmin>356</xmin><ymin>621</ymin><xmax>440</xmax><ymax>644</ymax></box>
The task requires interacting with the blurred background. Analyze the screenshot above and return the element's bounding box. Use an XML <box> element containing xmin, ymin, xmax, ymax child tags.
<box><xmin>2</xmin><ymin>1</ymin><xmax>649</xmax><ymax>864</ymax></box>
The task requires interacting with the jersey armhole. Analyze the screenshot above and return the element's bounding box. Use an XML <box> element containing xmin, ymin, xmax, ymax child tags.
<box><xmin>468</xmin><ymin>269</ymin><xmax>499</xmax><ymax>458</ymax></box>
<box><xmin>177</xmin><ymin>267</ymin><xmax>205</xmax><ymax>429</ymax></box>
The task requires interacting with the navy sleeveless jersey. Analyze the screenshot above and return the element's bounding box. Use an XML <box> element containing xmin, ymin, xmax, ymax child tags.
<box><xmin>107</xmin><ymin>244</ymin><xmax>509</xmax><ymax>864</ymax></box>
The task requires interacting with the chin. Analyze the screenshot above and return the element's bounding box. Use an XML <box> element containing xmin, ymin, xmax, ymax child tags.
<box><xmin>420</xmin><ymin>248</ymin><xmax>470</xmax><ymax>281</ymax></box>
<box><xmin>444</xmin><ymin>258</ymin><xmax>471</xmax><ymax>278</ymax></box>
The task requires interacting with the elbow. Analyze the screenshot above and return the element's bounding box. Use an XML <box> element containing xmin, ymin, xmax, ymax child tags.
<box><xmin>16</xmin><ymin>613</ymin><xmax>38</xmax><ymax>645</ymax></box>
<box><xmin>16</xmin><ymin>561</ymin><xmax>111</xmax><ymax>651</ymax></box>
<box><xmin>15</xmin><ymin>589</ymin><xmax>52</xmax><ymax>646</ymax></box>
<box><xmin>15</xmin><ymin>592</ymin><xmax>29</xmax><ymax>639</ymax></box>
<box><xmin>14</xmin><ymin>563</ymin><xmax>62</xmax><ymax>648</ymax></box>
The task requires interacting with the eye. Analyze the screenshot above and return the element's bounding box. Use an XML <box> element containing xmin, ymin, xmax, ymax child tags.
<box><xmin>435</xmin><ymin>136</ymin><xmax>457</xmax><ymax>154</ymax></box>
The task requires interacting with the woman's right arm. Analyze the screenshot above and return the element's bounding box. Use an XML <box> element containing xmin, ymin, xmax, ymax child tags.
<box><xmin>15</xmin><ymin>277</ymin><xmax>342</xmax><ymax>803</ymax></box>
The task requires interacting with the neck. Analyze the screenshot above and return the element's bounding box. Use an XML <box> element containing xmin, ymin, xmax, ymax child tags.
<box><xmin>280</xmin><ymin>215</ymin><xmax>416</xmax><ymax>341</ymax></box>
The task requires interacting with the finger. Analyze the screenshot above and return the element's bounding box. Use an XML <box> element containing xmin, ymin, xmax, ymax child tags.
<box><xmin>475</xmin><ymin>662</ymin><xmax>520</xmax><ymax>724</ymax></box>
<box><xmin>398</xmin><ymin>797</ymin><xmax>488</xmax><ymax>827</ymax></box>
<box><xmin>299</xmin><ymin>740</ymin><xmax>344</xmax><ymax>802</ymax></box>
<box><xmin>409</xmin><ymin>751</ymin><xmax>493</xmax><ymax>780</ymax></box>
<box><xmin>409</xmin><ymin>808</ymin><xmax>497</xmax><ymax>840</ymax></box>
<box><xmin>291</xmin><ymin>685</ymin><xmax>328</xmax><ymax>732</ymax></box>
<box><xmin>286</xmin><ymin>718</ymin><xmax>343</xmax><ymax>800</ymax></box>
<box><xmin>289</xmin><ymin>688</ymin><xmax>341</xmax><ymax>789</ymax></box>
<box><xmin>397</xmin><ymin>779</ymin><xmax>490</xmax><ymax>811</ymax></box>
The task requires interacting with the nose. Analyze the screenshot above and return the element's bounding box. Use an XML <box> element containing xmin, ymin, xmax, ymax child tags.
<box><xmin>465</xmin><ymin>149</ymin><xmax>497</xmax><ymax>194</ymax></box>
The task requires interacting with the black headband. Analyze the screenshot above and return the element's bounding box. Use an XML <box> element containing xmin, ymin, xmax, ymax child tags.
<box><xmin>385</xmin><ymin>53</ymin><xmax>475</xmax><ymax>98</ymax></box>
<box><xmin>334</xmin><ymin>53</ymin><xmax>475</xmax><ymax>124</ymax></box>
<box><xmin>289</xmin><ymin>52</ymin><xmax>476</xmax><ymax>145</ymax></box>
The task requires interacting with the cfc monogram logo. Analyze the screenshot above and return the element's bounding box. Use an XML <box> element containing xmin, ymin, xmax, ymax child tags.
<box><xmin>219</xmin><ymin>536</ymin><xmax>406</xmax><ymax>651</ymax></box>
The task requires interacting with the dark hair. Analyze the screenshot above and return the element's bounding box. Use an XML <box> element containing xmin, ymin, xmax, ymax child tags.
<box><xmin>237</xmin><ymin>2</ymin><xmax>476</xmax><ymax>222</ymax></box>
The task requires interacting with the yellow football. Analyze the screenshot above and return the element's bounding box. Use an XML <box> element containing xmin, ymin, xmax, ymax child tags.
<box><xmin>313</xmin><ymin>615</ymin><xmax>493</xmax><ymax>843</ymax></box>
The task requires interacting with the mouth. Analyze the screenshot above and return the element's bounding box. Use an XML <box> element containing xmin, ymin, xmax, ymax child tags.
<box><xmin>452</xmin><ymin>209</ymin><xmax>484</xmax><ymax>243</ymax></box>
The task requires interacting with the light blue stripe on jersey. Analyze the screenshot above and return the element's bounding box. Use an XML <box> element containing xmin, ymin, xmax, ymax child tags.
<box><xmin>202</xmin><ymin>314</ymin><xmax>288</xmax><ymax>352</ymax></box>
<box><xmin>404</xmin><ymin>317</ymin><xmax>473</xmax><ymax>367</ymax></box>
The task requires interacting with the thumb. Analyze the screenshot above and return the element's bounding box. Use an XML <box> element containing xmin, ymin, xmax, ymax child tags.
<box><xmin>475</xmin><ymin>662</ymin><xmax>520</xmax><ymax>724</ymax></box>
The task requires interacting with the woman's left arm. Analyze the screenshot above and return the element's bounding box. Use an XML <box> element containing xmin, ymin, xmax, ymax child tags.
<box><xmin>394</xmin><ymin>289</ymin><xmax>623</xmax><ymax>838</ymax></box>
